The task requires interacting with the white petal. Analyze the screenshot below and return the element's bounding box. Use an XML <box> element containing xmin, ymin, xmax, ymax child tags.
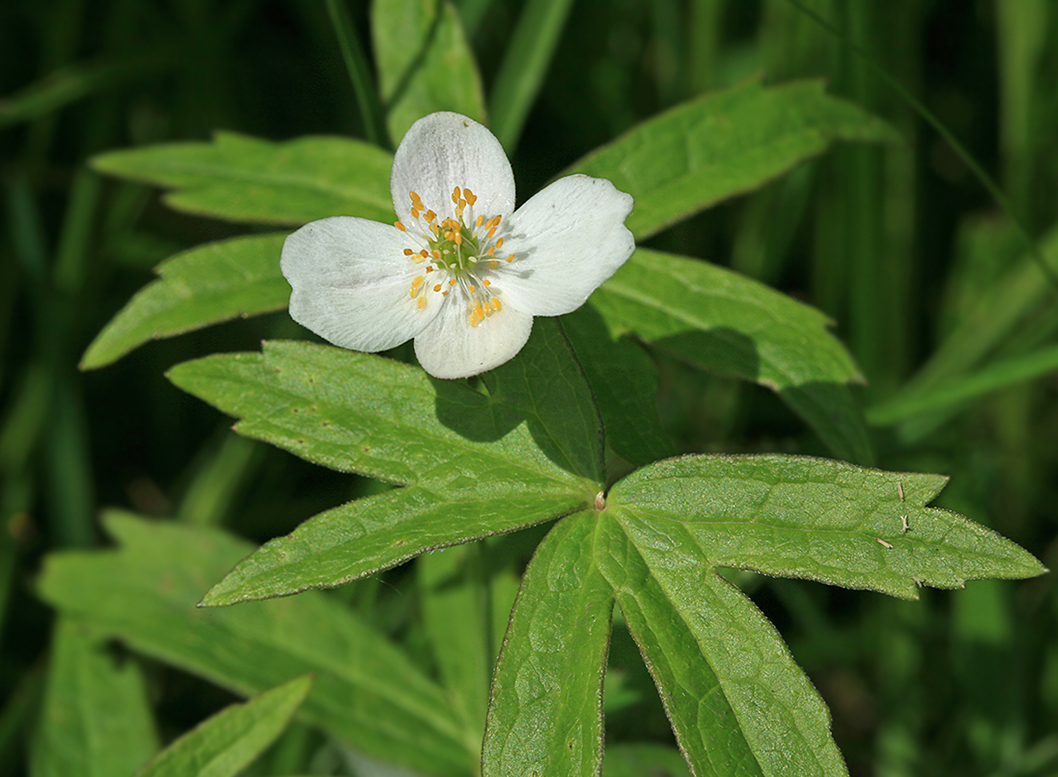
<box><xmin>413</xmin><ymin>293</ymin><xmax>533</xmax><ymax>379</ymax></box>
<box><xmin>281</xmin><ymin>216</ymin><xmax>441</xmax><ymax>352</ymax></box>
<box><xmin>497</xmin><ymin>175</ymin><xmax>635</xmax><ymax>316</ymax></box>
<box><xmin>390</xmin><ymin>112</ymin><xmax>515</xmax><ymax>229</ymax></box>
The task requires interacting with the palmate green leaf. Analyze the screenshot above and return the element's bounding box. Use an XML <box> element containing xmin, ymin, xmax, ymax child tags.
<box><xmin>91</xmin><ymin>131</ymin><xmax>393</xmax><ymax>226</ymax></box>
<box><xmin>170</xmin><ymin>321</ymin><xmax>601</xmax><ymax>605</ymax></box>
<box><xmin>81</xmin><ymin>233</ymin><xmax>289</xmax><ymax>369</ymax></box>
<box><xmin>372</xmin><ymin>0</ymin><xmax>486</xmax><ymax>143</ymax></box>
<box><xmin>31</xmin><ymin>618</ymin><xmax>158</xmax><ymax>777</ymax></box>
<box><xmin>482</xmin><ymin>510</ymin><xmax>613</xmax><ymax>777</ymax></box>
<box><xmin>596</xmin><ymin>516</ymin><xmax>847</xmax><ymax>777</ymax></box>
<box><xmin>136</xmin><ymin>676</ymin><xmax>311</xmax><ymax>777</ymax></box>
<box><xmin>566</xmin><ymin>79</ymin><xmax>900</xmax><ymax>240</ymax></box>
<box><xmin>593</xmin><ymin>249</ymin><xmax>873</xmax><ymax>464</ymax></box>
<box><xmin>37</xmin><ymin>512</ymin><xmax>476</xmax><ymax>777</ymax></box>
<box><xmin>609</xmin><ymin>455</ymin><xmax>1045</xmax><ymax>599</ymax></box>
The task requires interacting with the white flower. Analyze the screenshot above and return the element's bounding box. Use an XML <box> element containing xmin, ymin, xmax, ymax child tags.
<box><xmin>281</xmin><ymin>111</ymin><xmax>635</xmax><ymax>379</ymax></box>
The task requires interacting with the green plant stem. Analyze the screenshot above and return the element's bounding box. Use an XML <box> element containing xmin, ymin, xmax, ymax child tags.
<box><xmin>488</xmin><ymin>0</ymin><xmax>576</xmax><ymax>151</ymax></box>
<box><xmin>323</xmin><ymin>0</ymin><xmax>390</xmax><ymax>148</ymax></box>
<box><xmin>785</xmin><ymin>0</ymin><xmax>1058</xmax><ymax>291</ymax></box>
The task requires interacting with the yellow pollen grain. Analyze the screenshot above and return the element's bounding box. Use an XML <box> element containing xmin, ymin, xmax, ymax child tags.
<box><xmin>395</xmin><ymin>221</ymin><xmax>406</xmax><ymax>231</ymax></box>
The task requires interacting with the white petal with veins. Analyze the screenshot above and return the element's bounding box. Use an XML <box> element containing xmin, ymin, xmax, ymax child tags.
<box><xmin>499</xmin><ymin>175</ymin><xmax>634</xmax><ymax>316</ymax></box>
<box><xmin>282</xmin><ymin>217</ymin><xmax>439</xmax><ymax>352</ymax></box>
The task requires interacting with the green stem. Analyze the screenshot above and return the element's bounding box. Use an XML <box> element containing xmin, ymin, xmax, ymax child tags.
<box><xmin>323</xmin><ymin>0</ymin><xmax>390</xmax><ymax>148</ymax></box>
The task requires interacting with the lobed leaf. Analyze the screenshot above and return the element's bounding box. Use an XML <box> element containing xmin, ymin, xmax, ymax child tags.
<box><xmin>593</xmin><ymin>249</ymin><xmax>872</xmax><ymax>463</ymax></box>
<box><xmin>609</xmin><ymin>454</ymin><xmax>1046</xmax><ymax>599</ymax></box>
<box><xmin>566</xmin><ymin>79</ymin><xmax>900</xmax><ymax>240</ymax></box>
<box><xmin>31</xmin><ymin>618</ymin><xmax>158</xmax><ymax>777</ymax></box>
<box><xmin>91</xmin><ymin>131</ymin><xmax>393</xmax><ymax>226</ymax></box>
<box><xmin>482</xmin><ymin>511</ymin><xmax>614</xmax><ymax>777</ymax></box>
<box><xmin>81</xmin><ymin>233</ymin><xmax>289</xmax><ymax>369</ymax></box>
<box><xmin>597</xmin><ymin>516</ymin><xmax>849</xmax><ymax>777</ymax></box>
<box><xmin>179</xmin><ymin>322</ymin><xmax>602</xmax><ymax>605</ymax></box>
<box><xmin>135</xmin><ymin>676</ymin><xmax>312</xmax><ymax>777</ymax></box>
<box><xmin>37</xmin><ymin>512</ymin><xmax>476</xmax><ymax>777</ymax></box>
<box><xmin>372</xmin><ymin>0</ymin><xmax>486</xmax><ymax>143</ymax></box>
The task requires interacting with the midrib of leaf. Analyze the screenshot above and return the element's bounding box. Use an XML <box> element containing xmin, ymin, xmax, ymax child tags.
<box><xmin>601</xmin><ymin>271</ymin><xmax>809</xmax><ymax>389</ymax></box>
<box><xmin>229</xmin><ymin>348</ymin><xmax>593</xmax><ymax>493</ymax></box>
<box><xmin>600</xmin><ymin>533</ymin><xmax>767</xmax><ymax>777</ymax></box>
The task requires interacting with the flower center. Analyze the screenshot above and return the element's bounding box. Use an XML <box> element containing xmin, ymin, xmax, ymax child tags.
<box><xmin>394</xmin><ymin>186</ymin><xmax>516</xmax><ymax>327</ymax></box>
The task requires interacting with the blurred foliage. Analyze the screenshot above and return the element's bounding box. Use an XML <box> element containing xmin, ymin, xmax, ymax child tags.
<box><xmin>2</xmin><ymin>0</ymin><xmax>1057</xmax><ymax>775</ymax></box>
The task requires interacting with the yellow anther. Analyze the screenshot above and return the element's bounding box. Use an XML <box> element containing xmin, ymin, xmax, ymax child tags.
<box><xmin>442</xmin><ymin>290</ymin><xmax>449</xmax><ymax>296</ymax></box>
<box><xmin>464</xmin><ymin>188</ymin><xmax>477</xmax><ymax>206</ymax></box>
<box><xmin>489</xmin><ymin>260</ymin><xmax>498</xmax><ymax>269</ymax></box>
<box><xmin>487</xmin><ymin>228</ymin><xmax>496</xmax><ymax>239</ymax></box>
<box><xmin>426</xmin><ymin>266</ymin><xmax>434</xmax><ymax>273</ymax></box>
<box><xmin>490</xmin><ymin>298</ymin><xmax>502</xmax><ymax>312</ymax></box>
<box><xmin>476</xmin><ymin>215</ymin><xmax>484</xmax><ymax>227</ymax></box>
<box><xmin>417</xmin><ymin>297</ymin><xmax>427</xmax><ymax>309</ymax></box>
<box><xmin>495</xmin><ymin>237</ymin><xmax>504</xmax><ymax>249</ymax></box>
<box><xmin>433</xmin><ymin>284</ymin><xmax>442</xmax><ymax>292</ymax></box>
<box><xmin>506</xmin><ymin>254</ymin><xmax>515</xmax><ymax>263</ymax></box>
<box><xmin>486</xmin><ymin>246</ymin><xmax>496</xmax><ymax>256</ymax></box>
<box><xmin>411</xmin><ymin>208</ymin><xmax>420</xmax><ymax>219</ymax></box>
<box><xmin>403</xmin><ymin>248</ymin><xmax>414</xmax><ymax>256</ymax></box>
<box><xmin>473</xmin><ymin>308</ymin><xmax>485</xmax><ymax>323</ymax></box>
<box><xmin>410</xmin><ymin>191</ymin><xmax>423</xmax><ymax>204</ymax></box>
<box><xmin>395</xmin><ymin>221</ymin><xmax>406</xmax><ymax>231</ymax></box>
<box><xmin>431</xmin><ymin>250</ymin><xmax>440</xmax><ymax>259</ymax></box>
<box><xmin>452</xmin><ymin>186</ymin><xmax>461</xmax><ymax>203</ymax></box>
<box><xmin>410</xmin><ymin>287</ymin><xmax>420</xmax><ymax>298</ymax></box>
<box><xmin>411</xmin><ymin>276</ymin><xmax>424</xmax><ymax>289</ymax></box>
<box><xmin>468</xmin><ymin>285</ymin><xmax>476</xmax><ymax>294</ymax></box>
<box><xmin>425</xmin><ymin>210</ymin><xmax>436</xmax><ymax>222</ymax></box>
<box><xmin>483</xmin><ymin>279</ymin><xmax>491</xmax><ymax>287</ymax></box>
<box><xmin>449</xmin><ymin>279</ymin><xmax>457</xmax><ymax>286</ymax></box>
<box><xmin>420</xmin><ymin>249</ymin><xmax>429</xmax><ymax>257</ymax></box>
<box><xmin>453</xmin><ymin>232</ymin><xmax>463</xmax><ymax>246</ymax></box>
<box><xmin>411</xmin><ymin>254</ymin><xmax>424</xmax><ymax>263</ymax></box>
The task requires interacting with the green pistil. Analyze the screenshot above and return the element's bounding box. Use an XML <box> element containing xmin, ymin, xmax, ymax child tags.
<box><xmin>429</xmin><ymin>226</ymin><xmax>480</xmax><ymax>275</ymax></box>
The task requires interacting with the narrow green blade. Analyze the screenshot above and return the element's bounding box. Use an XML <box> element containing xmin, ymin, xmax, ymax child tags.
<box><xmin>593</xmin><ymin>249</ymin><xmax>872</xmax><ymax>463</ymax></box>
<box><xmin>482</xmin><ymin>511</ymin><xmax>614</xmax><ymax>777</ymax></box>
<box><xmin>91</xmin><ymin>132</ymin><xmax>393</xmax><ymax>225</ymax></box>
<box><xmin>37</xmin><ymin>513</ymin><xmax>475</xmax><ymax>777</ymax></box>
<box><xmin>566</xmin><ymin>79</ymin><xmax>899</xmax><ymax>240</ymax></box>
<box><xmin>31</xmin><ymin>618</ymin><xmax>158</xmax><ymax>777</ymax></box>
<box><xmin>372</xmin><ymin>0</ymin><xmax>486</xmax><ymax>142</ymax></box>
<box><xmin>135</xmin><ymin>676</ymin><xmax>312</xmax><ymax>777</ymax></box>
<box><xmin>609</xmin><ymin>455</ymin><xmax>1046</xmax><ymax>599</ymax></box>
<box><xmin>81</xmin><ymin>233</ymin><xmax>288</xmax><ymax>369</ymax></box>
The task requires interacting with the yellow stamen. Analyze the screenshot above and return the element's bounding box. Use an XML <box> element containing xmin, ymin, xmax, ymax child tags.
<box><xmin>490</xmin><ymin>298</ymin><xmax>502</xmax><ymax>312</ymax></box>
<box><xmin>442</xmin><ymin>290</ymin><xmax>449</xmax><ymax>296</ymax></box>
<box><xmin>476</xmin><ymin>215</ymin><xmax>484</xmax><ymax>227</ymax></box>
<box><xmin>395</xmin><ymin>221</ymin><xmax>406</xmax><ymax>231</ymax></box>
<box><xmin>411</xmin><ymin>208</ymin><xmax>420</xmax><ymax>219</ymax></box>
<box><xmin>495</xmin><ymin>237</ymin><xmax>504</xmax><ymax>249</ymax></box>
<box><xmin>426</xmin><ymin>266</ymin><xmax>434</xmax><ymax>273</ymax></box>
<box><xmin>468</xmin><ymin>285</ymin><xmax>476</xmax><ymax>294</ymax></box>
<box><xmin>403</xmin><ymin>248</ymin><xmax>414</xmax><ymax>256</ymax></box>
<box><xmin>452</xmin><ymin>186</ymin><xmax>461</xmax><ymax>203</ymax></box>
<box><xmin>417</xmin><ymin>297</ymin><xmax>427</xmax><ymax>309</ymax></box>
<box><xmin>449</xmin><ymin>279</ymin><xmax>457</xmax><ymax>286</ymax></box>
<box><xmin>483</xmin><ymin>279</ymin><xmax>491</xmax><ymax>287</ymax></box>
<box><xmin>433</xmin><ymin>284</ymin><xmax>442</xmax><ymax>292</ymax></box>
<box><xmin>506</xmin><ymin>254</ymin><xmax>515</xmax><ymax>263</ymax></box>
<box><xmin>464</xmin><ymin>188</ymin><xmax>477</xmax><ymax>206</ymax></box>
<box><xmin>489</xmin><ymin>260</ymin><xmax>498</xmax><ymax>269</ymax></box>
<box><xmin>486</xmin><ymin>246</ymin><xmax>496</xmax><ymax>256</ymax></box>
